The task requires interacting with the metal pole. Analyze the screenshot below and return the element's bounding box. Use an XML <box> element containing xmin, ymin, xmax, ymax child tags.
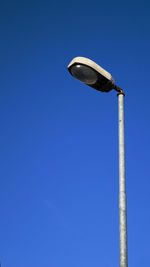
<box><xmin>118</xmin><ymin>92</ymin><xmax>128</xmax><ymax>267</ymax></box>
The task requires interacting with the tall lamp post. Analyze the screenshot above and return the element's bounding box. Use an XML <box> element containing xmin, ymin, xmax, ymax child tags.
<box><xmin>67</xmin><ymin>57</ymin><xmax>128</xmax><ymax>267</ymax></box>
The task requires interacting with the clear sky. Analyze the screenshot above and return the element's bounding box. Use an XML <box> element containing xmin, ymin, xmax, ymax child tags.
<box><xmin>0</xmin><ymin>0</ymin><xmax>150</xmax><ymax>266</ymax></box>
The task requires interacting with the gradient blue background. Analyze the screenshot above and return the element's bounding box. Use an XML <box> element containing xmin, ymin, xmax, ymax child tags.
<box><xmin>0</xmin><ymin>0</ymin><xmax>150</xmax><ymax>266</ymax></box>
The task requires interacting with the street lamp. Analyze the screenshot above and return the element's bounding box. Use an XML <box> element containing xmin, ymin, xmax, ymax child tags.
<box><xmin>67</xmin><ymin>56</ymin><xmax>128</xmax><ymax>267</ymax></box>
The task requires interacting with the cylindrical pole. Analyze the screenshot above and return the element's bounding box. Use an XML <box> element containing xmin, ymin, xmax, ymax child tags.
<box><xmin>118</xmin><ymin>92</ymin><xmax>128</xmax><ymax>267</ymax></box>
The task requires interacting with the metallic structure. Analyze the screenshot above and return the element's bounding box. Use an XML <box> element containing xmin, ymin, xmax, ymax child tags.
<box><xmin>118</xmin><ymin>92</ymin><xmax>128</xmax><ymax>267</ymax></box>
<box><xmin>67</xmin><ymin>57</ymin><xmax>128</xmax><ymax>267</ymax></box>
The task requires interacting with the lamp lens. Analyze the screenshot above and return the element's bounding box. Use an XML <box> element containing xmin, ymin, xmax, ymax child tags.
<box><xmin>70</xmin><ymin>64</ymin><xmax>98</xmax><ymax>85</ymax></box>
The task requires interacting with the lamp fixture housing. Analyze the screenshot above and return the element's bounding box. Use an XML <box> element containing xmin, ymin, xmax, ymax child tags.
<box><xmin>68</xmin><ymin>57</ymin><xmax>115</xmax><ymax>92</ymax></box>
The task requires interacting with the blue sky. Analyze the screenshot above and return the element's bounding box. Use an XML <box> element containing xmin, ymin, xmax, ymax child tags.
<box><xmin>0</xmin><ymin>0</ymin><xmax>150</xmax><ymax>266</ymax></box>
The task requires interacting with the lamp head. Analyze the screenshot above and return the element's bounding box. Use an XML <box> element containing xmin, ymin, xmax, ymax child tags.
<box><xmin>68</xmin><ymin>57</ymin><xmax>115</xmax><ymax>92</ymax></box>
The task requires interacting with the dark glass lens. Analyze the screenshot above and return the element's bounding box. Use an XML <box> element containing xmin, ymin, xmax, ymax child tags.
<box><xmin>70</xmin><ymin>64</ymin><xmax>98</xmax><ymax>85</ymax></box>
